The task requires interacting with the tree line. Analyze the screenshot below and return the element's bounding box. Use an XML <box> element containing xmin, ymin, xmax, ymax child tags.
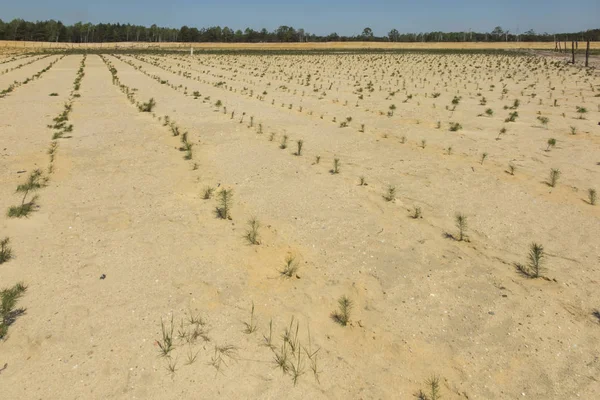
<box><xmin>0</xmin><ymin>19</ymin><xmax>597</xmax><ymax>44</ymax></box>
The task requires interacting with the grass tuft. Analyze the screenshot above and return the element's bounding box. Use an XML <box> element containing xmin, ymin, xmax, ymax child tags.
<box><xmin>281</xmin><ymin>254</ymin><xmax>299</xmax><ymax>278</ymax></box>
<box><xmin>157</xmin><ymin>315</ymin><xmax>175</xmax><ymax>357</ymax></box>
<box><xmin>243</xmin><ymin>302</ymin><xmax>258</xmax><ymax>334</ymax></box>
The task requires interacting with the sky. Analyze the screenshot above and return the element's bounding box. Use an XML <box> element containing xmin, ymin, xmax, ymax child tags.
<box><xmin>2</xmin><ymin>0</ymin><xmax>598</xmax><ymax>36</ymax></box>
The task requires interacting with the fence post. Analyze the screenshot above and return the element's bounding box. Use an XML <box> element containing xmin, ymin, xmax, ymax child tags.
<box><xmin>585</xmin><ymin>40</ymin><xmax>590</xmax><ymax>67</ymax></box>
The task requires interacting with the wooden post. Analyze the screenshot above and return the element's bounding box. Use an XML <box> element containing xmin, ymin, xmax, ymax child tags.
<box><xmin>585</xmin><ymin>40</ymin><xmax>590</xmax><ymax>67</ymax></box>
<box><xmin>572</xmin><ymin>41</ymin><xmax>575</xmax><ymax>64</ymax></box>
<box><xmin>555</xmin><ymin>41</ymin><xmax>558</xmax><ymax>52</ymax></box>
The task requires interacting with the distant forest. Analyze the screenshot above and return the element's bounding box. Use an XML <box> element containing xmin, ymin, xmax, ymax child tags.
<box><xmin>0</xmin><ymin>19</ymin><xmax>598</xmax><ymax>44</ymax></box>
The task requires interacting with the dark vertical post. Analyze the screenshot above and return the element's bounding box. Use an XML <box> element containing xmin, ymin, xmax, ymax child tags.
<box><xmin>572</xmin><ymin>41</ymin><xmax>575</xmax><ymax>64</ymax></box>
<box><xmin>585</xmin><ymin>41</ymin><xmax>590</xmax><ymax>67</ymax></box>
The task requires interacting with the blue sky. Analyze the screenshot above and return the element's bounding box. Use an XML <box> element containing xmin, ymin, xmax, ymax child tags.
<box><xmin>2</xmin><ymin>0</ymin><xmax>598</xmax><ymax>36</ymax></box>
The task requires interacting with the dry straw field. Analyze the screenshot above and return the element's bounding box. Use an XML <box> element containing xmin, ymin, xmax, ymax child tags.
<box><xmin>0</xmin><ymin>42</ymin><xmax>599</xmax><ymax>399</ymax></box>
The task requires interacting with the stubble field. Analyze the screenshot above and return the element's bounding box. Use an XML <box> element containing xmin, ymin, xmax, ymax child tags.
<box><xmin>1</xmin><ymin>47</ymin><xmax>599</xmax><ymax>399</ymax></box>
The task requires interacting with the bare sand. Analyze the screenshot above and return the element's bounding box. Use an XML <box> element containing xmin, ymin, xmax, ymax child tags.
<box><xmin>1</xmin><ymin>40</ymin><xmax>599</xmax><ymax>51</ymax></box>
<box><xmin>0</xmin><ymin>49</ymin><xmax>599</xmax><ymax>399</ymax></box>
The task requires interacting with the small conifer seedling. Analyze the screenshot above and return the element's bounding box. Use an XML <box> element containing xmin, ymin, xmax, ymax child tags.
<box><xmin>7</xmin><ymin>169</ymin><xmax>43</xmax><ymax>218</ymax></box>
<box><xmin>331</xmin><ymin>296</ymin><xmax>352</xmax><ymax>326</ymax></box>
<box><xmin>216</xmin><ymin>189</ymin><xmax>233</xmax><ymax>219</ymax></box>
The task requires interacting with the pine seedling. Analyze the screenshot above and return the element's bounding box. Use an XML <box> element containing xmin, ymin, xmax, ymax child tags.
<box><xmin>281</xmin><ymin>254</ymin><xmax>298</xmax><ymax>278</ymax></box>
<box><xmin>546</xmin><ymin>138</ymin><xmax>556</xmax><ymax>151</ymax></box>
<box><xmin>315</xmin><ymin>155</ymin><xmax>321</xmax><ymax>164</ymax></box>
<box><xmin>280</xmin><ymin>135</ymin><xmax>288</xmax><ymax>149</ymax></box>
<box><xmin>245</xmin><ymin>217</ymin><xmax>260</xmax><ymax>245</ymax></box>
<box><xmin>415</xmin><ymin>375</ymin><xmax>442</xmax><ymax>400</ymax></box>
<box><xmin>449</xmin><ymin>122</ymin><xmax>462</xmax><ymax>131</ymax></box>
<box><xmin>138</xmin><ymin>98</ymin><xmax>156</xmax><ymax>112</ymax></box>
<box><xmin>202</xmin><ymin>186</ymin><xmax>214</xmax><ymax>200</ymax></box>
<box><xmin>359</xmin><ymin>176</ymin><xmax>367</xmax><ymax>186</ymax></box>
<box><xmin>295</xmin><ymin>140</ymin><xmax>303</xmax><ymax>156</ymax></box>
<box><xmin>331</xmin><ymin>158</ymin><xmax>340</xmax><ymax>174</ymax></box>
<box><xmin>537</xmin><ymin>116</ymin><xmax>549</xmax><ymax>128</ymax></box>
<box><xmin>216</xmin><ymin>189</ymin><xmax>233</xmax><ymax>219</ymax></box>
<box><xmin>412</xmin><ymin>206</ymin><xmax>422</xmax><ymax>219</ymax></box>
<box><xmin>518</xmin><ymin>243</ymin><xmax>545</xmax><ymax>278</ymax></box>
<box><xmin>588</xmin><ymin>189</ymin><xmax>596</xmax><ymax>205</ymax></box>
<box><xmin>508</xmin><ymin>162</ymin><xmax>516</xmax><ymax>175</ymax></box>
<box><xmin>455</xmin><ymin>213</ymin><xmax>468</xmax><ymax>241</ymax></box>
<box><xmin>0</xmin><ymin>238</ymin><xmax>12</xmax><ymax>264</ymax></box>
<box><xmin>548</xmin><ymin>168</ymin><xmax>561</xmax><ymax>187</ymax></box>
<box><xmin>384</xmin><ymin>185</ymin><xmax>396</xmax><ymax>202</ymax></box>
<box><xmin>331</xmin><ymin>296</ymin><xmax>352</xmax><ymax>326</ymax></box>
<box><xmin>7</xmin><ymin>169</ymin><xmax>43</xmax><ymax>218</ymax></box>
<box><xmin>480</xmin><ymin>152</ymin><xmax>488</xmax><ymax>164</ymax></box>
<box><xmin>0</xmin><ymin>282</ymin><xmax>27</xmax><ymax>339</ymax></box>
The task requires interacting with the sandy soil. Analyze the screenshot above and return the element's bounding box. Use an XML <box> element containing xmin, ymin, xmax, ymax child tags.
<box><xmin>0</xmin><ymin>50</ymin><xmax>599</xmax><ymax>399</ymax></box>
<box><xmin>1</xmin><ymin>40</ymin><xmax>599</xmax><ymax>51</ymax></box>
